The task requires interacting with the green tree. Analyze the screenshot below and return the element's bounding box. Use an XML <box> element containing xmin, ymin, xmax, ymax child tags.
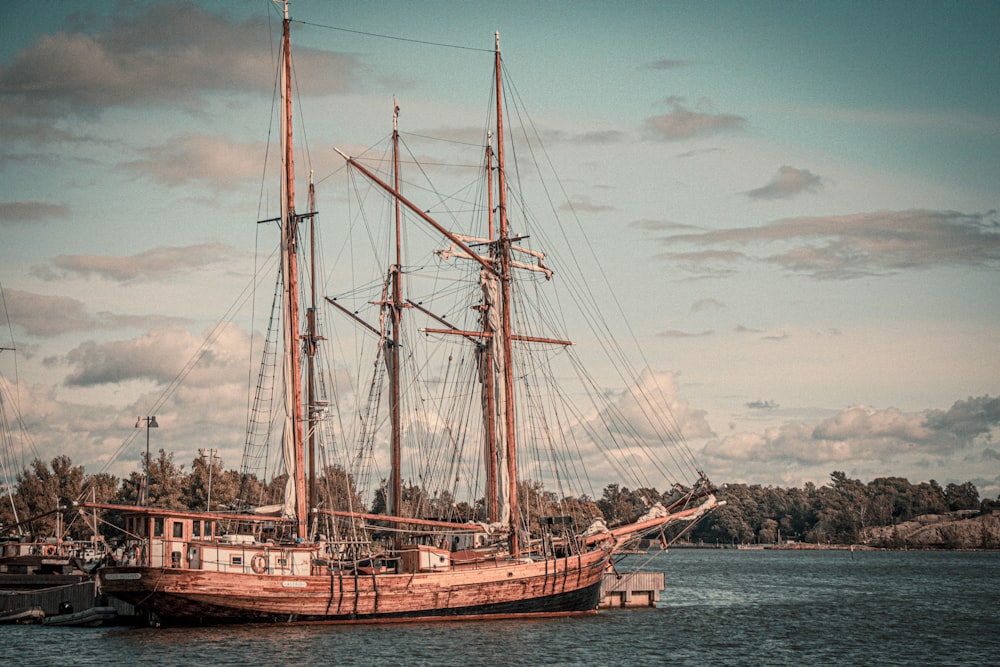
<box><xmin>944</xmin><ymin>481</ymin><xmax>979</xmax><ymax>511</ymax></box>
<box><xmin>5</xmin><ymin>459</ymin><xmax>53</xmax><ymax>538</ymax></box>
<box><xmin>518</xmin><ymin>479</ymin><xmax>559</xmax><ymax>537</ymax></box>
<box><xmin>77</xmin><ymin>471</ymin><xmax>118</xmax><ymax>539</ymax></box>
<box><xmin>913</xmin><ymin>480</ymin><xmax>948</xmax><ymax>516</ymax></box>
<box><xmin>1</xmin><ymin>456</ymin><xmax>91</xmax><ymax>540</ymax></box>
<box><xmin>114</xmin><ymin>471</ymin><xmax>145</xmax><ymax>506</ymax></box>
<box><xmin>597</xmin><ymin>483</ymin><xmax>650</xmax><ymax>525</ymax></box>
<box><xmin>758</xmin><ymin>518</ymin><xmax>779</xmax><ymax>544</ymax></box>
<box><xmin>702</xmin><ymin>503</ymin><xmax>753</xmax><ymax>544</ymax></box>
<box><xmin>83</xmin><ymin>472</ymin><xmax>120</xmax><ymax>504</ymax></box>
<box><xmin>147</xmin><ymin>449</ymin><xmax>185</xmax><ymax>508</ymax></box>
<box><xmin>297</xmin><ymin>466</ymin><xmax>363</xmax><ymax>544</ymax></box>
<box><xmin>261</xmin><ymin>473</ymin><xmax>288</xmax><ymax>509</ymax></box>
<box><xmin>211</xmin><ymin>469</ymin><xmax>248</xmax><ymax>511</ymax></box>
<box><xmin>183</xmin><ymin>453</ymin><xmax>226</xmax><ymax>511</ymax></box>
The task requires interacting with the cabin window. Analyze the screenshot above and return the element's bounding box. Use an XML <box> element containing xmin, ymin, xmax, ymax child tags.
<box><xmin>231</xmin><ymin>555</ymin><xmax>243</xmax><ymax>567</ymax></box>
<box><xmin>153</xmin><ymin>517</ymin><xmax>164</xmax><ymax>537</ymax></box>
<box><xmin>205</xmin><ymin>521</ymin><xmax>215</xmax><ymax>539</ymax></box>
<box><xmin>276</xmin><ymin>557</ymin><xmax>288</xmax><ymax>569</ymax></box>
<box><xmin>171</xmin><ymin>551</ymin><xmax>181</xmax><ymax>568</ymax></box>
<box><xmin>173</xmin><ymin>522</ymin><xmax>184</xmax><ymax>538</ymax></box>
<box><xmin>192</xmin><ymin>521</ymin><xmax>201</xmax><ymax>538</ymax></box>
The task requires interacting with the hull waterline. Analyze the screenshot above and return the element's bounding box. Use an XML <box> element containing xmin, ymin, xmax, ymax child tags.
<box><xmin>100</xmin><ymin>548</ymin><xmax>608</xmax><ymax>626</ymax></box>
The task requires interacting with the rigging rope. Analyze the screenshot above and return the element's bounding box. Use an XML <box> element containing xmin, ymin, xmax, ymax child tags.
<box><xmin>291</xmin><ymin>19</ymin><xmax>492</xmax><ymax>53</ymax></box>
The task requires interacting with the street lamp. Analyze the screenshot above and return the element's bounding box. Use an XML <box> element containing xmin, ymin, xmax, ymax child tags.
<box><xmin>136</xmin><ymin>416</ymin><xmax>158</xmax><ymax>505</ymax></box>
<box><xmin>199</xmin><ymin>448</ymin><xmax>220</xmax><ymax>511</ymax></box>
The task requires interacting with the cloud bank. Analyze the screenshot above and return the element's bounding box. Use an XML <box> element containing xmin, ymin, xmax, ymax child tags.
<box><xmin>33</xmin><ymin>243</ymin><xmax>242</xmax><ymax>283</ymax></box>
<box><xmin>3</xmin><ymin>289</ymin><xmax>168</xmax><ymax>337</ymax></box>
<box><xmin>655</xmin><ymin>209</ymin><xmax>1000</xmax><ymax>279</ymax></box>
<box><xmin>123</xmin><ymin>134</ymin><xmax>266</xmax><ymax>190</ymax></box>
<box><xmin>701</xmin><ymin>396</ymin><xmax>1000</xmax><ymax>490</ymax></box>
<box><xmin>0</xmin><ymin>2</ymin><xmax>362</xmax><ymax>119</ymax></box>
<box><xmin>63</xmin><ymin>324</ymin><xmax>248</xmax><ymax>388</ymax></box>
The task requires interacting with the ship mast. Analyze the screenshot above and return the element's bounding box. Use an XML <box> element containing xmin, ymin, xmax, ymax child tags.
<box><xmin>389</xmin><ymin>100</ymin><xmax>404</xmax><ymax>517</ymax></box>
<box><xmin>483</xmin><ymin>135</ymin><xmax>499</xmax><ymax>525</ymax></box>
<box><xmin>331</xmin><ymin>35</ymin><xmax>521</xmax><ymax>545</ymax></box>
<box><xmin>307</xmin><ymin>171</ymin><xmax>318</xmax><ymax>520</ymax></box>
<box><xmin>279</xmin><ymin>0</ymin><xmax>307</xmax><ymax>537</ymax></box>
<box><xmin>493</xmin><ymin>32</ymin><xmax>520</xmax><ymax>557</ymax></box>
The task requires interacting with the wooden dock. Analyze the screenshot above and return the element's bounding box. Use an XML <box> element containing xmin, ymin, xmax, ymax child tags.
<box><xmin>599</xmin><ymin>571</ymin><xmax>664</xmax><ymax>608</ymax></box>
<box><xmin>0</xmin><ymin>580</ymin><xmax>137</xmax><ymax>621</ymax></box>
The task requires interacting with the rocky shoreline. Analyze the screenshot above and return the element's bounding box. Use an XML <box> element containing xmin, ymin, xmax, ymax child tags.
<box><xmin>673</xmin><ymin>511</ymin><xmax>1000</xmax><ymax>551</ymax></box>
<box><xmin>863</xmin><ymin>511</ymin><xmax>1000</xmax><ymax>550</ymax></box>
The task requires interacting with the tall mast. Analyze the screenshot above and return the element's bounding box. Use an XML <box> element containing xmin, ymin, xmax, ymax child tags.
<box><xmin>280</xmin><ymin>0</ymin><xmax>307</xmax><ymax>537</ymax></box>
<box><xmin>307</xmin><ymin>171</ymin><xmax>317</xmax><ymax>519</ymax></box>
<box><xmin>389</xmin><ymin>100</ymin><xmax>403</xmax><ymax>517</ymax></box>
<box><xmin>494</xmin><ymin>32</ymin><xmax>520</xmax><ymax>557</ymax></box>
<box><xmin>483</xmin><ymin>134</ymin><xmax>498</xmax><ymax>524</ymax></box>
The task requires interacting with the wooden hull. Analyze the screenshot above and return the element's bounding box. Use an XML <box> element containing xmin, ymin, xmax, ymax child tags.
<box><xmin>99</xmin><ymin>548</ymin><xmax>609</xmax><ymax>625</ymax></box>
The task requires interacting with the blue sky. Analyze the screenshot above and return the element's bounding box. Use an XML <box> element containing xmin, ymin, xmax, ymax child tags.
<box><xmin>1</xmin><ymin>1</ymin><xmax>998</xmax><ymax>498</ymax></box>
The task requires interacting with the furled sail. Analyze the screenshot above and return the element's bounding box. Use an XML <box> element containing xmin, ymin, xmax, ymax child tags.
<box><xmin>480</xmin><ymin>269</ymin><xmax>510</xmax><ymax>527</ymax></box>
<box><xmin>280</xmin><ymin>218</ymin><xmax>298</xmax><ymax>522</ymax></box>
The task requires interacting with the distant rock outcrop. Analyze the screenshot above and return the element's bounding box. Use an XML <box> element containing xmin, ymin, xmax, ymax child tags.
<box><xmin>867</xmin><ymin>512</ymin><xmax>1000</xmax><ymax>549</ymax></box>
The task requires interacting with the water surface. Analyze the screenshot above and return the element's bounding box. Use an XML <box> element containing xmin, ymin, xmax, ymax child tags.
<box><xmin>5</xmin><ymin>549</ymin><xmax>998</xmax><ymax>665</ymax></box>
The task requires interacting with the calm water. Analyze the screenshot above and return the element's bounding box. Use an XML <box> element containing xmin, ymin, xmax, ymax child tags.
<box><xmin>5</xmin><ymin>549</ymin><xmax>999</xmax><ymax>665</ymax></box>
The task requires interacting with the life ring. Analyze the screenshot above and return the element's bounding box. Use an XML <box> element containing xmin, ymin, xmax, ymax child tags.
<box><xmin>250</xmin><ymin>552</ymin><xmax>268</xmax><ymax>574</ymax></box>
<box><xmin>43</xmin><ymin>545</ymin><xmax>57</xmax><ymax>556</ymax></box>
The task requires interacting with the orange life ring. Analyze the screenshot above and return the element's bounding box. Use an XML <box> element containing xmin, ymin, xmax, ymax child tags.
<box><xmin>250</xmin><ymin>552</ymin><xmax>268</xmax><ymax>574</ymax></box>
<box><xmin>43</xmin><ymin>545</ymin><xmax>57</xmax><ymax>556</ymax></box>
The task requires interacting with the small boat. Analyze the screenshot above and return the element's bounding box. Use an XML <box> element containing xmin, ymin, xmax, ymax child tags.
<box><xmin>42</xmin><ymin>605</ymin><xmax>117</xmax><ymax>627</ymax></box>
<box><xmin>0</xmin><ymin>606</ymin><xmax>45</xmax><ymax>624</ymax></box>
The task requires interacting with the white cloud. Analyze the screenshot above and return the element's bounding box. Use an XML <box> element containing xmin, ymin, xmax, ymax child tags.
<box><xmin>0</xmin><ymin>201</ymin><xmax>70</xmax><ymax>223</ymax></box>
<box><xmin>657</xmin><ymin>209</ymin><xmax>1000</xmax><ymax>279</ymax></box>
<box><xmin>644</xmin><ymin>96</ymin><xmax>745</xmax><ymax>140</ymax></box>
<box><xmin>745</xmin><ymin>165</ymin><xmax>824</xmax><ymax>199</ymax></box>
<box><xmin>35</xmin><ymin>243</ymin><xmax>243</xmax><ymax>283</ymax></box>
<box><xmin>0</xmin><ymin>3</ymin><xmax>363</xmax><ymax>119</ymax></box>
<box><xmin>63</xmin><ymin>324</ymin><xmax>248</xmax><ymax>388</ymax></box>
<box><xmin>570</xmin><ymin>369</ymin><xmax>715</xmax><ymax>490</ymax></box>
<box><xmin>690</xmin><ymin>298</ymin><xmax>724</xmax><ymax>314</ymax></box>
<box><xmin>2</xmin><ymin>288</ymin><xmax>175</xmax><ymax>337</ymax></box>
<box><xmin>700</xmin><ymin>396</ymin><xmax>1000</xmax><ymax>489</ymax></box>
<box><xmin>561</xmin><ymin>195</ymin><xmax>615</xmax><ymax>214</ymax></box>
<box><xmin>657</xmin><ymin>329</ymin><xmax>713</xmax><ymax>338</ymax></box>
<box><xmin>123</xmin><ymin>135</ymin><xmax>267</xmax><ymax>190</ymax></box>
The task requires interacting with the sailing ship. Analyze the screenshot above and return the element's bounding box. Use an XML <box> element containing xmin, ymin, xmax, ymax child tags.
<box><xmin>94</xmin><ymin>3</ymin><xmax>718</xmax><ymax>625</ymax></box>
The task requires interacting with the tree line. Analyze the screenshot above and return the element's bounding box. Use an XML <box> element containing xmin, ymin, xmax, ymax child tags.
<box><xmin>1</xmin><ymin>454</ymin><xmax>994</xmax><ymax>548</ymax></box>
<box><xmin>0</xmin><ymin>451</ymin><xmax>360</xmax><ymax>542</ymax></box>
<box><xmin>684</xmin><ymin>471</ymin><xmax>991</xmax><ymax>546</ymax></box>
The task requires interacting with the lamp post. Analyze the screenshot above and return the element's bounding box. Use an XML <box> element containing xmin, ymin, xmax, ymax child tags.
<box><xmin>136</xmin><ymin>416</ymin><xmax>158</xmax><ymax>505</ymax></box>
<box><xmin>198</xmin><ymin>448</ymin><xmax>220</xmax><ymax>511</ymax></box>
